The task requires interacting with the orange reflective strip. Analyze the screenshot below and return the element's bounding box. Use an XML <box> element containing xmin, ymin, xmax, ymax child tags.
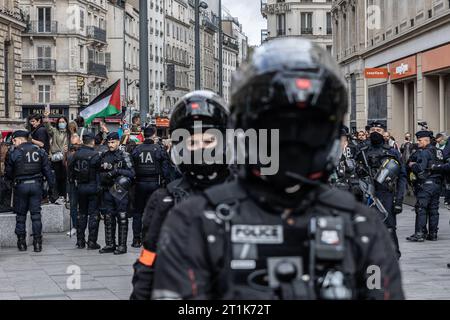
<box><xmin>139</xmin><ymin>249</ymin><xmax>157</xmax><ymax>267</ymax></box>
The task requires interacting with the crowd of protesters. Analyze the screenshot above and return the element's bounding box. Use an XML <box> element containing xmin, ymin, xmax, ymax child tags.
<box><xmin>0</xmin><ymin>113</ymin><xmax>174</xmax><ymax>233</ymax></box>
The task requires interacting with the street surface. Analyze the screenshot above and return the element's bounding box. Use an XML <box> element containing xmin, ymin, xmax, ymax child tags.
<box><xmin>1</xmin><ymin>204</ymin><xmax>450</xmax><ymax>300</ymax></box>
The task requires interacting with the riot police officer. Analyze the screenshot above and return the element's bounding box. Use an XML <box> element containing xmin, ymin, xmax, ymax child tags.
<box><xmin>151</xmin><ymin>39</ymin><xmax>404</xmax><ymax>300</ymax></box>
<box><xmin>5</xmin><ymin>130</ymin><xmax>55</xmax><ymax>252</ymax></box>
<box><xmin>130</xmin><ymin>126</ymin><xmax>172</xmax><ymax>248</ymax></box>
<box><xmin>355</xmin><ymin>122</ymin><xmax>407</xmax><ymax>259</ymax></box>
<box><xmin>98</xmin><ymin>132</ymin><xmax>135</xmax><ymax>255</ymax></box>
<box><xmin>130</xmin><ymin>90</ymin><xmax>231</xmax><ymax>300</ymax></box>
<box><xmin>332</xmin><ymin>125</ymin><xmax>359</xmax><ymax>195</ymax></box>
<box><xmin>68</xmin><ymin>132</ymin><xmax>102</xmax><ymax>250</ymax></box>
<box><xmin>406</xmin><ymin>130</ymin><xmax>443</xmax><ymax>242</ymax></box>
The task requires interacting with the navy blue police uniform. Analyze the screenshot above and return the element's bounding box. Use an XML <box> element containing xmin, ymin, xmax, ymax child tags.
<box><xmin>98</xmin><ymin>132</ymin><xmax>135</xmax><ymax>255</ymax></box>
<box><xmin>407</xmin><ymin>130</ymin><xmax>443</xmax><ymax>242</ymax></box>
<box><xmin>5</xmin><ymin>130</ymin><xmax>55</xmax><ymax>252</ymax></box>
<box><xmin>130</xmin><ymin>126</ymin><xmax>172</xmax><ymax>247</ymax></box>
<box><xmin>355</xmin><ymin>122</ymin><xmax>407</xmax><ymax>259</ymax></box>
<box><xmin>68</xmin><ymin>133</ymin><xmax>102</xmax><ymax>250</ymax></box>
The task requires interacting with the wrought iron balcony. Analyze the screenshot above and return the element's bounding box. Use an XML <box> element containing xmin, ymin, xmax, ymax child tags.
<box><xmin>25</xmin><ymin>21</ymin><xmax>58</xmax><ymax>34</ymax></box>
<box><xmin>87</xmin><ymin>26</ymin><xmax>107</xmax><ymax>43</ymax></box>
<box><xmin>203</xmin><ymin>18</ymin><xmax>218</xmax><ymax>33</ymax></box>
<box><xmin>223</xmin><ymin>39</ymin><xmax>239</xmax><ymax>51</ymax></box>
<box><xmin>261</xmin><ymin>0</ymin><xmax>268</xmax><ymax>18</ymax></box>
<box><xmin>23</xmin><ymin>59</ymin><xmax>56</xmax><ymax>72</ymax></box>
<box><xmin>88</xmin><ymin>61</ymin><xmax>107</xmax><ymax>78</ymax></box>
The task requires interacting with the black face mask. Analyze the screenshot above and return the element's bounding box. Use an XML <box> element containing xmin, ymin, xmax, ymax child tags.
<box><xmin>370</xmin><ymin>132</ymin><xmax>385</xmax><ymax>145</ymax></box>
<box><xmin>173</xmin><ymin>145</ymin><xmax>229</xmax><ymax>188</ymax></box>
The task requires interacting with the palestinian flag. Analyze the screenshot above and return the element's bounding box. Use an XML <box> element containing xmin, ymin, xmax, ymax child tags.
<box><xmin>80</xmin><ymin>80</ymin><xmax>121</xmax><ymax>125</ymax></box>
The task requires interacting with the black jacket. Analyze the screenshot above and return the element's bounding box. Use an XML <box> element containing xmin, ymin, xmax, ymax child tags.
<box><xmin>151</xmin><ymin>180</ymin><xmax>404</xmax><ymax>300</ymax></box>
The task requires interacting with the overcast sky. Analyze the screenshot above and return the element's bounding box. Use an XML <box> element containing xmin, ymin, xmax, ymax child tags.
<box><xmin>223</xmin><ymin>0</ymin><xmax>265</xmax><ymax>46</ymax></box>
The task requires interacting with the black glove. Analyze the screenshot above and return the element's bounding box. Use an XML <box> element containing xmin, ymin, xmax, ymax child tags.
<box><xmin>49</xmin><ymin>187</ymin><xmax>59</xmax><ymax>204</ymax></box>
<box><xmin>393</xmin><ymin>201</ymin><xmax>403</xmax><ymax>215</ymax></box>
<box><xmin>130</xmin><ymin>261</ymin><xmax>154</xmax><ymax>300</ymax></box>
<box><xmin>107</xmin><ymin>169</ymin><xmax>118</xmax><ymax>179</ymax></box>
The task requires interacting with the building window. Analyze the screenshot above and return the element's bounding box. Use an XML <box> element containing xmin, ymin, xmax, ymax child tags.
<box><xmin>368</xmin><ymin>84</ymin><xmax>388</xmax><ymax>127</ymax></box>
<box><xmin>301</xmin><ymin>12</ymin><xmax>313</xmax><ymax>34</ymax></box>
<box><xmin>350</xmin><ymin>74</ymin><xmax>356</xmax><ymax>132</ymax></box>
<box><xmin>326</xmin><ymin>12</ymin><xmax>332</xmax><ymax>34</ymax></box>
<box><xmin>38</xmin><ymin>7</ymin><xmax>52</xmax><ymax>33</ymax></box>
<box><xmin>80</xmin><ymin>9</ymin><xmax>85</xmax><ymax>31</ymax></box>
<box><xmin>38</xmin><ymin>85</ymin><xmax>51</xmax><ymax>103</ymax></box>
<box><xmin>276</xmin><ymin>14</ymin><xmax>286</xmax><ymax>36</ymax></box>
<box><xmin>80</xmin><ymin>45</ymin><xmax>85</xmax><ymax>69</ymax></box>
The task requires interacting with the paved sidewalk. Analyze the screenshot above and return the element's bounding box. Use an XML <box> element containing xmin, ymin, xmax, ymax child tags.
<box><xmin>1</xmin><ymin>205</ymin><xmax>450</xmax><ymax>300</ymax></box>
<box><xmin>398</xmin><ymin>203</ymin><xmax>450</xmax><ymax>300</ymax></box>
<box><xmin>0</xmin><ymin>222</ymin><xmax>140</xmax><ymax>300</ymax></box>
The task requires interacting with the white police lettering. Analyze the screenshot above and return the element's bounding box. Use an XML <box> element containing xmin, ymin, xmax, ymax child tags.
<box><xmin>230</xmin><ymin>260</ymin><xmax>256</xmax><ymax>270</ymax></box>
<box><xmin>321</xmin><ymin>230</ymin><xmax>340</xmax><ymax>245</ymax></box>
<box><xmin>26</xmin><ymin>151</ymin><xmax>39</xmax><ymax>162</ymax></box>
<box><xmin>140</xmin><ymin>151</ymin><xmax>154</xmax><ymax>164</ymax></box>
<box><xmin>231</xmin><ymin>225</ymin><xmax>283</xmax><ymax>244</ymax></box>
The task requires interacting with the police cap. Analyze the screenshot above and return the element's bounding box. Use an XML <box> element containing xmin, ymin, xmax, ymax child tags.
<box><xmin>106</xmin><ymin>132</ymin><xmax>120</xmax><ymax>141</ymax></box>
<box><xmin>340</xmin><ymin>124</ymin><xmax>350</xmax><ymax>137</ymax></box>
<box><xmin>369</xmin><ymin>121</ymin><xmax>387</xmax><ymax>131</ymax></box>
<box><xmin>415</xmin><ymin>130</ymin><xmax>433</xmax><ymax>139</ymax></box>
<box><xmin>12</xmin><ymin>130</ymin><xmax>29</xmax><ymax>139</ymax></box>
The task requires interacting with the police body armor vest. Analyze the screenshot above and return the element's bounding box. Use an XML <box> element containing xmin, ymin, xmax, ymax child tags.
<box><xmin>73</xmin><ymin>149</ymin><xmax>97</xmax><ymax>184</ymax></box>
<box><xmin>424</xmin><ymin>145</ymin><xmax>444</xmax><ymax>180</ymax></box>
<box><xmin>135</xmin><ymin>144</ymin><xmax>160</xmax><ymax>179</ymax></box>
<box><xmin>15</xmin><ymin>144</ymin><xmax>42</xmax><ymax>179</ymax></box>
<box><xmin>202</xmin><ymin>181</ymin><xmax>360</xmax><ymax>300</ymax></box>
<box><xmin>365</xmin><ymin>145</ymin><xmax>392</xmax><ymax>173</ymax></box>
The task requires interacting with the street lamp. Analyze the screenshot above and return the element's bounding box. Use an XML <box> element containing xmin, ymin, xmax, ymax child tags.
<box><xmin>139</xmin><ymin>0</ymin><xmax>149</xmax><ymax>123</ymax></box>
<box><xmin>195</xmin><ymin>0</ymin><xmax>208</xmax><ymax>90</ymax></box>
<box><xmin>218</xmin><ymin>0</ymin><xmax>223</xmax><ymax>97</ymax></box>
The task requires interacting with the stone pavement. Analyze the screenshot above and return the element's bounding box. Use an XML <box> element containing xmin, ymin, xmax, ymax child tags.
<box><xmin>0</xmin><ymin>205</ymin><xmax>450</xmax><ymax>300</ymax></box>
<box><xmin>0</xmin><ymin>221</ymin><xmax>140</xmax><ymax>300</ymax></box>
<box><xmin>398</xmin><ymin>202</ymin><xmax>450</xmax><ymax>300</ymax></box>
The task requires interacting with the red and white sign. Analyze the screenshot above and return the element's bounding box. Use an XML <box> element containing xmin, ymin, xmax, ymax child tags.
<box><xmin>390</xmin><ymin>55</ymin><xmax>417</xmax><ymax>80</ymax></box>
<box><xmin>364</xmin><ymin>68</ymin><xmax>389</xmax><ymax>79</ymax></box>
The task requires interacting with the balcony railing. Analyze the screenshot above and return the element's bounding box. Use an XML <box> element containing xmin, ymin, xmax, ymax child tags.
<box><xmin>88</xmin><ymin>61</ymin><xmax>107</xmax><ymax>78</ymax></box>
<box><xmin>23</xmin><ymin>59</ymin><xmax>56</xmax><ymax>72</ymax></box>
<box><xmin>25</xmin><ymin>21</ymin><xmax>58</xmax><ymax>34</ymax></box>
<box><xmin>203</xmin><ymin>18</ymin><xmax>218</xmax><ymax>33</ymax></box>
<box><xmin>327</xmin><ymin>27</ymin><xmax>332</xmax><ymax>35</ymax></box>
<box><xmin>301</xmin><ymin>27</ymin><xmax>313</xmax><ymax>35</ymax></box>
<box><xmin>87</xmin><ymin>26</ymin><xmax>107</xmax><ymax>43</ymax></box>
<box><xmin>224</xmin><ymin>40</ymin><xmax>239</xmax><ymax>51</ymax></box>
<box><xmin>261</xmin><ymin>0</ymin><xmax>268</xmax><ymax>18</ymax></box>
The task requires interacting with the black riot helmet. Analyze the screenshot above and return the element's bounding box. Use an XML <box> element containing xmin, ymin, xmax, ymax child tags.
<box><xmin>230</xmin><ymin>38</ymin><xmax>348</xmax><ymax>197</ymax></box>
<box><xmin>169</xmin><ymin>90</ymin><xmax>230</xmax><ymax>187</ymax></box>
<box><xmin>169</xmin><ymin>90</ymin><xmax>228</xmax><ymax>134</ymax></box>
